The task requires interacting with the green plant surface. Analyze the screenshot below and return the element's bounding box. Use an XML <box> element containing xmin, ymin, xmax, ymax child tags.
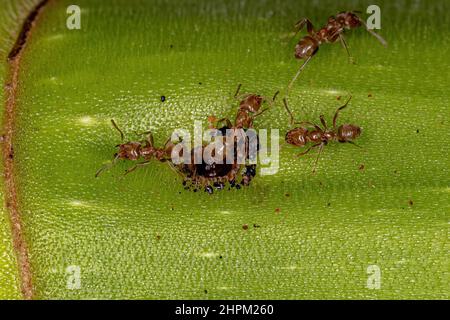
<box><xmin>4</xmin><ymin>0</ymin><xmax>450</xmax><ymax>299</ymax></box>
<box><xmin>0</xmin><ymin>0</ymin><xmax>43</xmax><ymax>300</ymax></box>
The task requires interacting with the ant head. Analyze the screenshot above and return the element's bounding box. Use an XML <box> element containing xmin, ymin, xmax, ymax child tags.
<box><xmin>241</xmin><ymin>94</ymin><xmax>264</xmax><ymax>113</ymax></box>
<box><xmin>285</xmin><ymin>128</ymin><xmax>308</xmax><ymax>147</ymax></box>
<box><xmin>345</xmin><ymin>12</ymin><xmax>362</xmax><ymax>28</ymax></box>
<box><xmin>295</xmin><ymin>36</ymin><xmax>319</xmax><ymax>59</ymax></box>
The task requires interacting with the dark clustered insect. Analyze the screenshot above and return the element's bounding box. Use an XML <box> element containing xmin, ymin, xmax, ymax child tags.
<box><xmin>95</xmin><ymin>119</ymin><xmax>173</xmax><ymax>177</ymax></box>
<box><xmin>287</xmin><ymin>11</ymin><xmax>387</xmax><ymax>93</ymax></box>
<box><xmin>161</xmin><ymin>95</ymin><xmax>166</xmax><ymax>102</ymax></box>
<box><xmin>177</xmin><ymin>85</ymin><xmax>278</xmax><ymax>194</ymax></box>
<box><xmin>177</xmin><ymin>144</ymin><xmax>256</xmax><ymax>195</ymax></box>
<box><xmin>283</xmin><ymin>96</ymin><xmax>361</xmax><ymax>173</ymax></box>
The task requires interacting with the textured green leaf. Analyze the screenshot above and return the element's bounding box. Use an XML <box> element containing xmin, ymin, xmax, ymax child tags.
<box><xmin>0</xmin><ymin>0</ymin><xmax>45</xmax><ymax>300</ymax></box>
<box><xmin>2</xmin><ymin>0</ymin><xmax>449</xmax><ymax>299</ymax></box>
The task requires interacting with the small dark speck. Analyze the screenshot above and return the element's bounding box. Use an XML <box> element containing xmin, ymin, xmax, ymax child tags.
<box><xmin>336</xmin><ymin>96</ymin><xmax>341</xmax><ymax>100</ymax></box>
<box><xmin>408</xmin><ymin>199</ymin><xmax>414</xmax><ymax>206</ymax></box>
<box><xmin>285</xmin><ymin>193</ymin><xmax>290</xmax><ymax>197</ymax></box>
<box><xmin>198</xmin><ymin>82</ymin><xmax>202</xmax><ymax>85</ymax></box>
<box><xmin>275</xmin><ymin>208</ymin><xmax>281</xmax><ymax>214</ymax></box>
<box><xmin>359</xmin><ymin>164</ymin><xmax>365</xmax><ymax>171</ymax></box>
<box><xmin>368</xmin><ymin>93</ymin><xmax>373</xmax><ymax>98</ymax></box>
<box><xmin>161</xmin><ymin>95</ymin><xmax>166</xmax><ymax>102</ymax></box>
<box><xmin>327</xmin><ymin>202</ymin><xmax>331</xmax><ymax>207</ymax></box>
<box><xmin>204</xmin><ymin>290</ymin><xmax>208</xmax><ymax>294</ymax></box>
<box><xmin>219</xmin><ymin>255</ymin><xmax>223</xmax><ymax>259</ymax></box>
<box><xmin>156</xmin><ymin>235</ymin><xmax>161</xmax><ymax>241</ymax></box>
<box><xmin>169</xmin><ymin>44</ymin><xmax>174</xmax><ymax>48</ymax></box>
<box><xmin>253</xmin><ymin>224</ymin><xmax>261</xmax><ymax>228</ymax></box>
<box><xmin>416</xmin><ymin>129</ymin><xmax>420</xmax><ymax>133</ymax></box>
<box><xmin>242</xmin><ymin>224</ymin><xmax>249</xmax><ymax>230</ymax></box>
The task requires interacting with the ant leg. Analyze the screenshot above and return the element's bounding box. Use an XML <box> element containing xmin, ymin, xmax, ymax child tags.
<box><xmin>319</xmin><ymin>115</ymin><xmax>328</xmax><ymax>130</ymax></box>
<box><xmin>311</xmin><ymin>143</ymin><xmax>325</xmax><ymax>174</ymax></box>
<box><xmin>216</xmin><ymin>118</ymin><xmax>233</xmax><ymax>129</ymax></box>
<box><xmin>95</xmin><ymin>155</ymin><xmax>119</xmax><ymax>178</ymax></box>
<box><xmin>111</xmin><ymin>119</ymin><xmax>124</xmax><ymax>142</ymax></box>
<box><xmin>358</xmin><ymin>18</ymin><xmax>388</xmax><ymax>47</ymax></box>
<box><xmin>295</xmin><ymin>143</ymin><xmax>321</xmax><ymax>157</ymax></box>
<box><xmin>283</xmin><ymin>98</ymin><xmax>296</xmax><ymax>126</ymax></box>
<box><xmin>339</xmin><ymin>34</ymin><xmax>355</xmax><ymax>64</ymax></box>
<box><xmin>124</xmin><ymin>161</ymin><xmax>151</xmax><ymax>176</ymax></box>
<box><xmin>134</xmin><ymin>130</ymin><xmax>155</xmax><ymax>147</ymax></box>
<box><xmin>252</xmin><ymin>107</ymin><xmax>269</xmax><ymax>119</ymax></box>
<box><xmin>292</xmin><ymin>18</ymin><xmax>315</xmax><ymax>40</ymax></box>
<box><xmin>234</xmin><ymin>84</ymin><xmax>242</xmax><ymax>98</ymax></box>
<box><xmin>286</xmin><ymin>55</ymin><xmax>313</xmax><ymax>97</ymax></box>
<box><xmin>332</xmin><ymin>96</ymin><xmax>352</xmax><ymax>129</ymax></box>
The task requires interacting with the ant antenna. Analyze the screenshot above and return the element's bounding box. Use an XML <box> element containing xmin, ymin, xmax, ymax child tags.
<box><xmin>272</xmin><ymin>90</ymin><xmax>280</xmax><ymax>102</ymax></box>
<box><xmin>358</xmin><ymin>18</ymin><xmax>388</xmax><ymax>47</ymax></box>
<box><xmin>286</xmin><ymin>55</ymin><xmax>312</xmax><ymax>97</ymax></box>
<box><xmin>311</xmin><ymin>143</ymin><xmax>325</xmax><ymax>174</ymax></box>
<box><xmin>347</xmin><ymin>141</ymin><xmax>362</xmax><ymax>148</ymax></box>
<box><xmin>234</xmin><ymin>84</ymin><xmax>242</xmax><ymax>98</ymax></box>
<box><xmin>283</xmin><ymin>98</ymin><xmax>296</xmax><ymax>126</ymax></box>
<box><xmin>95</xmin><ymin>155</ymin><xmax>119</xmax><ymax>178</ymax></box>
<box><xmin>333</xmin><ymin>95</ymin><xmax>352</xmax><ymax>129</ymax></box>
<box><xmin>111</xmin><ymin>119</ymin><xmax>124</xmax><ymax>142</ymax></box>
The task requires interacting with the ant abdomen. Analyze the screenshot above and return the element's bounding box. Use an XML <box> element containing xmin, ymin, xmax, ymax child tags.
<box><xmin>337</xmin><ymin>124</ymin><xmax>361</xmax><ymax>142</ymax></box>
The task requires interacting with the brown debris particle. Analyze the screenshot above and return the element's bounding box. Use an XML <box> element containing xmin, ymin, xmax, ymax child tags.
<box><xmin>242</xmin><ymin>224</ymin><xmax>249</xmax><ymax>230</ymax></box>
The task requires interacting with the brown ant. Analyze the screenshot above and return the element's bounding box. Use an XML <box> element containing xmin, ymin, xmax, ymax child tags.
<box><xmin>186</xmin><ymin>84</ymin><xmax>279</xmax><ymax>193</ymax></box>
<box><xmin>287</xmin><ymin>11</ymin><xmax>387</xmax><ymax>93</ymax></box>
<box><xmin>95</xmin><ymin>119</ymin><xmax>173</xmax><ymax>177</ymax></box>
<box><xmin>282</xmin><ymin>96</ymin><xmax>361</xmax><ymax>173</ymax></box>
<box><xmin>216</xmin><ymin>84</ymin><xmax>279</xmax><ymax>129</ymax></box>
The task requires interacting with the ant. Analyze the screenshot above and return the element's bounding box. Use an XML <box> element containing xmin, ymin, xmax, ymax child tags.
<box><xmin>282</xmin><ymin>96</ymin><xmax>361</xmax><ymax>173</ymax></box>
<box><xmin>287</xmin><ymin>11</ymin><xmax>387</xmax><ymax>94</ymax></box>
<box><xmin>215</xmin><ymin>84</ymin><xmax>280</xmax><ymax>130</ymax></box>
<box><xmin>210</xmin><ymin>84</ymin><xmax>279</xmax><ymax>164</ymax></box>
<box><xmin>95</xmin><ymin>119</ymin><xmax>173</xmax><ymax>177</ymax></box>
